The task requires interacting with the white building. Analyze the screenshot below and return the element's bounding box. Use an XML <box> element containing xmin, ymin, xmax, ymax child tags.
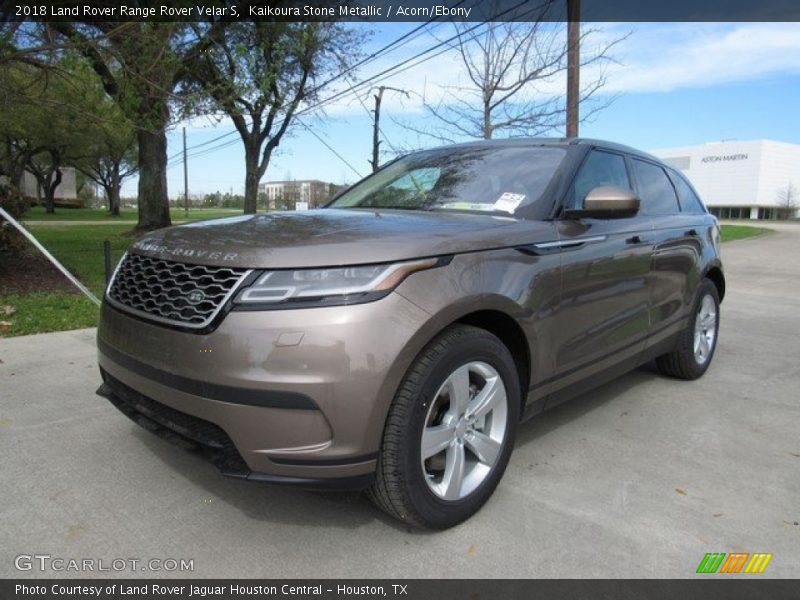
<box><xmin>1</xmin><ymin>167</ymin><xmax>78</xmax><ymax>205</ymax></box>
<box><xmin>650</xmin><ymin>140</ymin><xmax>800</xmax><ymax>220</ymax></box>
<box><xmin>259</xmin><ymin>179</ymin><xmax>333</xmax><ymax>209</ymax></box>
<box><xmin>20</xmin><ymin>168</ymin><xmax>78</xmax><ymax>204</ymax></box>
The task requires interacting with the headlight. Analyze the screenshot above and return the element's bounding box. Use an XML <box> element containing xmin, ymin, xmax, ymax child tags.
<box><xmin>233</xmin><ymin>257</ymin><xmax>447</xmax><ymax>309</ymax></box>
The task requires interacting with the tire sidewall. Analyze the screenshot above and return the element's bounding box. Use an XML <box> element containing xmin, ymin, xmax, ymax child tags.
<box><xmin>400</xmin><ymin>330</ymin><xmax>520</xmax><ymax>528</ymax></box>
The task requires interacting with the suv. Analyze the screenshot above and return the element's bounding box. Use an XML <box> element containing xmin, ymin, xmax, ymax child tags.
<box><xmin>97</xmin><ymin>138</ymin><xmax>724</xmax><ymax>529</ymax></box>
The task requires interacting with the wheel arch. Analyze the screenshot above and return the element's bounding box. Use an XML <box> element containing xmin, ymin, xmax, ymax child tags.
<box><xmin>453</xmin><ymin>309</ymin><xmax>531</xmax><ymax>404</ymax></box>
<box><xmin>379</xmin><ymin>296</ymin><xmax>533</xmax><ymax>421</ymax></box>
<box><xmin>366</xmin><ymin>295</ymin><xmax>535</xmax><ymax>457</ymax></box>
<box><xmin>704</xmin><ymin>264</ymin><xmax>726</xmax><ymax>303</ymax></box>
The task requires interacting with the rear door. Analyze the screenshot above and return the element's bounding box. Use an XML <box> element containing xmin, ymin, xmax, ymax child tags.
<box><xmin>629</xmin><ymin>158</ymin><xmax>699</xmax><ymax>350</ymax></box>
<box><xmin>549</xmin><ymin>149</ymin><xmax>653</xmax><ymax>391</ymax></box>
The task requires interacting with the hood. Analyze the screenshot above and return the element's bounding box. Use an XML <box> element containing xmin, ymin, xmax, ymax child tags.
<box><xmin>129</xmin><ymin>209</ymin><xmax>556</xmax><ymax>268</ymax></box>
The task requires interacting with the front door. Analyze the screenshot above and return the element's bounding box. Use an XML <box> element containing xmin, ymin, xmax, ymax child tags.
<box><xmin>549</xmin><ymin>149</ymin><xmax>653</xmax><ymax>392</ymax></box>
<box><xmin>629</xmin><ymin>158</ymin><xmax>697</xmax><ymax>350</ymax></box>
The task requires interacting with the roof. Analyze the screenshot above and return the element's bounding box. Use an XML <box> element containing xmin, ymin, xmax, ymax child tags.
<box><xmin>417</xmin><ymin>137</ymin><xmax>663</xmax><ymax>163</ymax></box>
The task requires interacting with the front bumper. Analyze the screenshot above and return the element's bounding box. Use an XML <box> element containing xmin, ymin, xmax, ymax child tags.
<box><xmin>96</xmin><ymin>292</ymin><xmax>432</xmax><ymax>487</ymax></box>
<box><xmin>96</xmin><ymin>374</ymin><xmax>373</xmax><ymax>490</ymax></box>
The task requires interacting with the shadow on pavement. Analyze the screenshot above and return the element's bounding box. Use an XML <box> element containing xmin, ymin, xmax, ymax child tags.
<box><xmin>132</xmin><ymin>363</ymin><xmax>662</xmax><ymax>532</ymax></box>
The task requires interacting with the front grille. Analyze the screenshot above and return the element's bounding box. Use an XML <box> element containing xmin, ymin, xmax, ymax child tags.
<box><xmin>99</xmin><ymin>369</ymin><xmax>250</xmax><ymax>477</ymax></box>
<box><xmin>107</xmin><ymin>253</ymin><xmax>250</xmax><ymax>329</ymax></box>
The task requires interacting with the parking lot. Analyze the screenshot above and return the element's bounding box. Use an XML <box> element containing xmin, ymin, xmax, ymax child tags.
<box><xmin>1</xmin><ymin>225</ymin><xmax>798</xmax><ymax>578</ymax></box>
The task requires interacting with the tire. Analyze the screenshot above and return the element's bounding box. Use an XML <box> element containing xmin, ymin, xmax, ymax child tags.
<box><xmin>656</xmin><ymin>278</ymin><xmax>720</xmax><ymax>380</ymax></box>
<box><xmin>367</xmin><ymin>324</ymin><xmax>521</xmax><ymax>529</ymax></box>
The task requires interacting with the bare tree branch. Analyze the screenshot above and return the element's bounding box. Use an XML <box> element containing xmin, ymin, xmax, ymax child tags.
<box><xmin>399</xmin><ymin>17</ymin><xmax>627</xmax><ymax>142</ymax></box>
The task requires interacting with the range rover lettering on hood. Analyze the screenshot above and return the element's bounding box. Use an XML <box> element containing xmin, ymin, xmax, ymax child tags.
<box><xmin>130</xmin><ymin>209</ymin><xmax>552</xmax><ymax>269</ymax></box>
<box><xmin>133</xmin><ymin>240</ymin><xmax>240</xmax><ymax>262</ymax></box>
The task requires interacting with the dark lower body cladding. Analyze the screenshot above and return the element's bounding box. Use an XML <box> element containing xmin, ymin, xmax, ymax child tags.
<box><xmin>96</xmin><ymin>369</ymin><xmax>374</xmax><ymax>491</ymax></box>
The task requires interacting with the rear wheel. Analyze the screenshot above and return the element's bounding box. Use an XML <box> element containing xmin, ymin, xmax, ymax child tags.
<box><xmin>656</xmin><ymin>279</ymin><xmax>720</xmax><ymax>380</ymax></box>
<box><xmin>368</xmin><ymin>325</ymin><xmax>520</xmax><ymax>529</ymax></box>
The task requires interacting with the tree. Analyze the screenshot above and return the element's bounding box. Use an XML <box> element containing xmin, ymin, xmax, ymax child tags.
<box><xmin>1</xmin><ymin>26</ymin><xmax>66</xmax><ymax>211</ymax></box>
<box><xmin>70</xmin><ymin>77</ymin><xmax>138</xmax><ymax>216</ymax></box>
<box><xmin>403</xmin><ymin>19</ymin><xmax>624</xmax><ymax>143</ymax></box>
<box><xmin>0</xmin><ymin>62</ymin><xmax>79</xmax><ymax>213</ymax></box>
<box><xmin>49</xmin><ymin>22</ymin><xmax>219</xmax><ymax>230</ymax></box>
<box><xmin>186</xmin><ymin>22</ymin><xmax>359</xmax><ymax>214</ymax></box>
<box><xmin>257</xmin><ymin>190</ymin><xmax>268</xmax><ymax>211</ymax></box>
<box><xmin>26</xmin><ymin>148</ymin><xmax>64</xmax><ymax>213</ymax></box>
<box><xmin>202</xmin><ymin>191</ymin><xmax>222</xmax><ymax>208</ymax></box>
<box><xmin>0</xmin><ymin>141</ymin><xmax>31</xmax><ymax>244</ymax></box>
<box><xmin>0</xmin><ymin>131</ymin><xmax>37</xmax><ymax>207</ymax></box>
<box><xmin>76</xmin><ymin>134</ymin><xmax>137</xmax><ymax>216</ymax></box>
<box><xmin>74</xmin><ymin>170</ymin><xmax>95</xmax><ymax>206</ymax></box>
<box><xmin>776</xmin><ymin>182</ymin><xmax>798</xmax><ymax>220</ymax></box>
<box><xmin>1</xmin><ymin>50</ymin><xmax>145</xmax><ymax>216</ymax></box>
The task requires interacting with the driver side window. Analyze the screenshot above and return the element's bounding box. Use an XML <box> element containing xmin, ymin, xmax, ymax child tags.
<box><xmin>568</xmin><ymin>150</ymin><xmax>631</xmax><ymax>210</ymax></box>
<box><xmin>388</xmin><ymin>168</ymin><xmax>440</xmax><ymax>193</ymax></box>
<box><xmin>361</xmin><ymin>167</ymin><xmax>440</xmax><ymax>208</ymax></box>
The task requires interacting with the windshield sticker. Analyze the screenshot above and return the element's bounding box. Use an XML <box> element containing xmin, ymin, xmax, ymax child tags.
<box><xmin>438</xmin><ymin>201</ymin><xmax>495</xmax><ymax>211</ymax></box>
<box><xmin>493</xmin><ymin>192</ymin><xmax>526</xmax><ymax>213</ymax></box>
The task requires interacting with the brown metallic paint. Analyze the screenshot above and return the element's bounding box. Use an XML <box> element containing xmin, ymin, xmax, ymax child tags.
<box><xmin>97</xmin><ymin>138</ymin><xmax>724</xmax><ymax>484</ymax></box>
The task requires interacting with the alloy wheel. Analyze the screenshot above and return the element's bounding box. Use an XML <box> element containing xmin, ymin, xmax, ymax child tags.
<box><xmin>420</xmin><ymin>361</ymin><xmax>508</xmax><ymax>500</ymax></box>
<box><xmin>694</xmin><ymin>294</ymin><xmax>718</xmax><ymax>365</ymax></box>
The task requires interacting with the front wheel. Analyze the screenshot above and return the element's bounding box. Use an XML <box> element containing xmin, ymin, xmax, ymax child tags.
<box><xmin>368</xmin><ymin>325</ymin><xmax>520</xmax><ymax>529</ymax></box>
<box><xmin>656</xmin><ymin>278</ymin><xmax>720</xmax><ymax>380</ymax></box>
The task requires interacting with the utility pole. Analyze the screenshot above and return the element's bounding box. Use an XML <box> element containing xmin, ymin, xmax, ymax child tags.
<box><xmin>371</xmin><ymin>89</ymin><xmax>382</xmax><ymax>173</ymax></box>
<box><xmin>371</xmin><ymin>86</ymin><xmax>409</xmax><ymax>172</ymax></box>
<box><xmin>566</xmin><ymin>0</ymin><xmax>580</xmax><ymax>138</ymax></box>
<box><xmin>183</xmin><ymin>126</ymin><xmax>189</xmax><ymax>217</ymax></box>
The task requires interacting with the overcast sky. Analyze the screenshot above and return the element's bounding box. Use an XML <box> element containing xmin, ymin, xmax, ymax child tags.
<box><xmin>122</xmin><ymin>22</ymin><xmax>800</xmax><ymax>198</ymax></box>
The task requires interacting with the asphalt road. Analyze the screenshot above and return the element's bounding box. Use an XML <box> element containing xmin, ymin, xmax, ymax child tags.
<box><xmin>1</xmin><ymin>226</ymin><xmax>798</xmax><ymax>579</ymax></box>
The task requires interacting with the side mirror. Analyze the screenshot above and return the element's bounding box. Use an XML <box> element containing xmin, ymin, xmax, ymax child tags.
<box><xmin>564</xmin><ymin>186</ymin><xmax>640</xmax><ymax>219</ymax></box>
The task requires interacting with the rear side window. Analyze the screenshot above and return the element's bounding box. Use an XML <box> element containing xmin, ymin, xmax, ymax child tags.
<box><xmin>631</xmin><ymin>159</ymin><xmax>679</xmax><ymax>215</ymax></box>
<box><xmin>667</xmin><ymin>170</ymin><xmax>706</xmax><ymax>214</ymax></box>
<box><xmin>567</xmin><ymin>150</ymin><xmax>630</xmax><ymax>210</ymax></box>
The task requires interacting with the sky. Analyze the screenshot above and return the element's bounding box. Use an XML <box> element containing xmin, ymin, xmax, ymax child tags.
<box><xmin>122</xmin><ymin>22</ymin><xmax>800</xmax><ymax>198</ymax></box>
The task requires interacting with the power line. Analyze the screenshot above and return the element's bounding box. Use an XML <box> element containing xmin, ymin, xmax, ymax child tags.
<box><xmin>341</xmin><ymin>70</ymin><xmax>404</xmax><ymax>155</ymax></box>
<box><xmin>307</xmin><ymin>16</ymin><xmax>453</xmax><ymax>99</ymax></box>
<box><xmin>170</xmin><ymin>20</ymin><xmax>447</xmax><ymax>162</ymax></box>
<box><xmin>167</xmin><ymin>26</ymin><xmax>487</xmax><ymax>172</ymax></box>
<box><xmin>169</xmin><ymin>21</ymin><xmax>489</xmax><ymax>166</ymax></box>
<box><xmin>296</xmin><ymin>118</ymin><xmax>363</xmax><ymax>178</ymax></box>
<box><xmin>169</xmin><ymin>0</ymin><xmax>541</xmax><ymax>173</ymax></box>
<box><xmin>167</xmin><ymin>126</ymin><xmax>238</xmax><ymax>166</ymax></box>
<box><xmin>288</xmin><ymin>0</ymin><xmax>537</xmax><ymax>116</ymax></box>
<box><xmin>170</xmin><ymin>6</ymin><xmax>482</xmax><ymax>161</ymax></box>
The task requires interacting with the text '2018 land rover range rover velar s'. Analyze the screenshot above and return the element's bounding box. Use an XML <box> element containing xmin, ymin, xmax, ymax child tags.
<box><xmin>97</xmin><ymin>138</ymin><xmax>724</xmax><ymax>528</ymax></box>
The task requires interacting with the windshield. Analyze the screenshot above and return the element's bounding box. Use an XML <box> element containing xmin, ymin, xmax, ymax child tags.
<box><xmin>328</xmin><ymin>145</ymin><xmax>566</xmax><ymax>215</ymax></box>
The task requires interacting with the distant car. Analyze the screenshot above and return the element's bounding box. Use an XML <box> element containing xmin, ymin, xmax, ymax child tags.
<box><xmin>97</xmin><ymin>138</ymin><xmax>724</xmax><ymax>528</ymax></box>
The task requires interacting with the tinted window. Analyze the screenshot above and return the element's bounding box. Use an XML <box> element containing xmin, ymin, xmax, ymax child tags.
<box><xmin>667</xmin><ymin>170</ymin><xmax>706</xmax><ymax>214</ymax></box>
<box><xmin>330</xmin><ymin>146</ymin><xmax>566</xmax><ymax>215</ymax></box>
<box><xmin>568</xmin><ymin>150</ymin><xmax>630</xmax><ymax>209</ymax></box>
<box><xmin>631</xmin><ymin>159</ymin><xmax>679</xmax><ymax>215</ymax></box>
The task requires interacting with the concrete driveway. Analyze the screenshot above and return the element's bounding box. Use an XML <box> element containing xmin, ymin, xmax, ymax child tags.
<box><xmin>1</xmin><ymin>227</ymin><xmax>798</xmax><ymax>578</ymax></box>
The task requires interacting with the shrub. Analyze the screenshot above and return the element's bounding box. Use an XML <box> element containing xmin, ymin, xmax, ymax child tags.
<box><xmin>0</xmin><ymin>183</ymin><xmax>31</xmax><ymax>250</ymax></box>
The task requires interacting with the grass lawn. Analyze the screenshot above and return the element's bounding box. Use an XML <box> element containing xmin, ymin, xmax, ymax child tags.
<box><xmin>22</xmin><ymin>206</ymin><xmax>242</xmax><ymax>222</ymax></box>
<box><xmin>720</xmin><ymin>224</ymin><xmax>771</xmax><ymax>242</ymax></box>
<box><xmin>0</xmin><ymin>293</ymin><xmax>100</xmax><ymax>336</ymax></box>
<box><xmin>28</xmin><ymin>224</ymin><xmax>137</xmax><ymax>294</ymax></box>
<box><xmin>0</xmin><ymin>224</ymin><xmax>136</xmax><ymax>337</ymax></box>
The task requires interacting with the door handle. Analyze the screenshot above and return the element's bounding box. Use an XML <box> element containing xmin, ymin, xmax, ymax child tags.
<box><xmin>626</xmin><ymin>235</ymin><xmax>649</xmax><ymax>245</ymax></box>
